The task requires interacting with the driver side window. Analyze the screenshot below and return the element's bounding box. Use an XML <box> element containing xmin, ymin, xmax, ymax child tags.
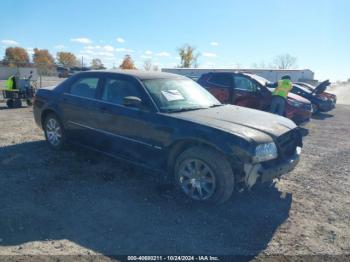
<box><xmin>101</xmin><ymin>77</ymin><xmax>143</xmax><ymax>105</ymax></box>
<box><xmin>234</xmin><ymin>76</ymin><xmax>256</xmax><ymax>92</ymax></box>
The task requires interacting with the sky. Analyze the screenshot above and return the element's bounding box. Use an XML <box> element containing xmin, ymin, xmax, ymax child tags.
<box><xmin>0</xmin><ymin>0</ymin><xmax>349</xmax><ymax>81</ymax></box>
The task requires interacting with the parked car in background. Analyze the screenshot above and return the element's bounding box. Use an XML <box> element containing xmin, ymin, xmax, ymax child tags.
<box><xmin>294</xmin><ymin>80</ymin><xmax>337</xmax><ymax>112</ymax></box>
<box><xmin>198</xmin><ymin>72</ymin><xmax>312</xmax><ymax>125</ymax></box>
<box><xmin>291</xmin><ymin>83</ymin><xmax>335</xmax><ymax>113</ymax></box>
<box><xmin>33</xmin><ymin>70</ymin><xmax>302</xmax><ymax>204</ymax></box>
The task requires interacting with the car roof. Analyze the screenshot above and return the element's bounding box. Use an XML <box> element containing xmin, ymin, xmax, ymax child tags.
<box><xmin>78</xmin><ymin>70</ymin><xmax>188</xmax><ymax>80</ymax></box>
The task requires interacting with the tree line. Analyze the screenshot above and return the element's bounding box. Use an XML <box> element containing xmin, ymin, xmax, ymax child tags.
<box><xmin>1</xmin><ymin>45</ymin><xmax>298</xmax><ymax>73</ymax></box>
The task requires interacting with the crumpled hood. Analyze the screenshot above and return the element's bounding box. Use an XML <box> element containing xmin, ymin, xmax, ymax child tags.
<box><xmin>170</xmin><ymin>105</ymin><xmax>297</xmax><ymax>143</ymax></box>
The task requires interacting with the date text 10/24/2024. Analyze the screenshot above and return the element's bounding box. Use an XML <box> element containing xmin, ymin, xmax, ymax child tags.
<box><xmin>127</xmin><ymin>256</ymin><xmax>220</xmax><ymax>261</ymax></box>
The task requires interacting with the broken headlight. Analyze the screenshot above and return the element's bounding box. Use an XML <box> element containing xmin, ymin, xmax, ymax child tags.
<box><xmin>253</xmin><ymin>142</ymin><xmax>278</xmax><ymax>163</ymax></box>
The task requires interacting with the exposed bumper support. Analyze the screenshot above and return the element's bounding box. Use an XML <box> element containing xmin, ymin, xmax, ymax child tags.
<box><xmin>244</xmin><ymin>147</ymin><xmax>301</xmax><ymax>188</ymax></box>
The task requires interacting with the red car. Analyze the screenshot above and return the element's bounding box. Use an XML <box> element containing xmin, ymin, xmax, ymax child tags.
<box><xmin>198</xmin><ymin>72</ymin><xmax>312</xmax><ymax>125</ymax></box>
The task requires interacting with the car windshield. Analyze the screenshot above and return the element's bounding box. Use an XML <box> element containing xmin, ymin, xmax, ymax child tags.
<box><xmin>295</xmin><ymin>84</ymin><xmax>312</xmax><ymax>94</ymax></box>
<box><xmin>142</xmin><ymin>78</ymin><xmax>221</xmax><ymax>112</ymax></box>
<box><xmin>248</xmin><ymin>74</ymin><xmax>271</xmax><ymax>86</ymax></box>
<box><xmin>298</xmin><ymin>82</ymin><xmax>315</xmax><ymax>91</ymax></box>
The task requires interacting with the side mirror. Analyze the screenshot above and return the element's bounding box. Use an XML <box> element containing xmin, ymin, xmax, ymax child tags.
<box><xmin>123</xmin><ymin>96</ymin><xmax>142</xmax><ymax>108</ymax></box>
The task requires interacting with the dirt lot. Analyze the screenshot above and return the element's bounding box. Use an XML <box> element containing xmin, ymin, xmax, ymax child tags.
<box><xmin>0</xmin><ymin>104</ymin><xmax>349</xmax><ymax>261</ymax></box>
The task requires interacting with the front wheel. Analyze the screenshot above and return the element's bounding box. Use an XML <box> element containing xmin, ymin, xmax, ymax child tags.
<box><xmin>174</xmin><ymin>146</ymin><xmax>234</xmax><ymax>204</ymax></box>
<box><xmin>44</xmin><ymin>114</ymin><xmax>66</xmax><ymax>150</ymax></box>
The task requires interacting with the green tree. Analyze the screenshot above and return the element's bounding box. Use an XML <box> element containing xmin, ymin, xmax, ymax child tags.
<box><xmin>178</xmin><ymin>44</ymin><xmax>199</xmax><ymax>68</ymax></box>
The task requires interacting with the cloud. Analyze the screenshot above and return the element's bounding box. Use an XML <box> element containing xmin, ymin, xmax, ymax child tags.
<box><xmin>156</xmin><ymin>51</ymin><xmax>170</xmax><ymax>57</ymax></box>
<box><xmin>70</xmin><ymin>37</ymin><xmax>92</xmax><ymax>44</ymax></box>
<box><xmin>1</xmin><ymin>39</ymin><xmax>19</xmax><ymax>46</ymax></box>
<box><xmin>210</xmin><ymin>41</ymin><xmax>219</xmax><ymax>46</ymax></box>
<box><xmin>144</xmin><ymin>50</ymin><xmax>153</xmax><ymax>55</ymax></box>
<box><xmin>141</xmin><ymin>55</ymin><xmax>152</xmax><ymax>59</ymax></box>
<box><xmin>115</xmin><ymin>48</ymin><xmax>134</xmax><ymax>53</ymax></box>
<box><xmin>116</xmin><ymin>37</ymin><xmax>125</xmax><ymax>43</ymax></box>
<box><xmin>202</xmin><ymin>52</ymin><xmax>218</xmax><ymax>58</ymax></box>
<box><xmin>103</xmin><ymin>45</ymin><xmax>114</xmax><ymax>52</ymax></box>
<box><xmin>54</xmin><ymin>44</ymin><xmax>66</xmax><ymax>49</ymax></box>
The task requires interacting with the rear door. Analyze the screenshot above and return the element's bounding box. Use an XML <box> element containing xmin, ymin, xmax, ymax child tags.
<box><xmin>60</xmin><ymin>73</ymin><xmax>103</xmax><ymax>147</ymax></box>
<box><xmin>232</xmin><ymin>75</ymin><xmax>263</xmax><ymax>109</ymax></box>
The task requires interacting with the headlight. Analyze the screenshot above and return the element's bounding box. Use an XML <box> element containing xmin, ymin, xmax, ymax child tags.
<box><xmin>253</xmin><ymin>142</ymin><xmax>278</xmax><ymax>163</ymax></box>
<box><xmin>287</xmin><ymin>99</ymin><xmax>303</xmax><ymax>108</ymax></box>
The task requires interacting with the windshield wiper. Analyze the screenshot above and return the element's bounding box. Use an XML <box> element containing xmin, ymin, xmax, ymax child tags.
<box><xmin>209</xmin><ymin>104</ymin><xmax>223</xmax><ymax>108</ymax></box>
<box><xmin>164</xmin><ymin>106</ymin><xmax>207</xmax><ymax>113</ymax></box>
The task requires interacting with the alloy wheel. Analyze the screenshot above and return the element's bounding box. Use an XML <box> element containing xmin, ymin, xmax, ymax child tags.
<box><xmin>178</xmin><ymin>158</ymin><xmax>216</xmax><ymax>201</ymax></box>
<box><xmin>45</xmin><ymin>118</ymin><xmax>62</xmax><ymax>146</ymax></box>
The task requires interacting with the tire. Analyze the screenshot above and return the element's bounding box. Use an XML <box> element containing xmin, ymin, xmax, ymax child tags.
<box><xmin>6</xmin><ymin>99</ymin><xmax>14</xmax><ymax>108</ymax></box>
<box><xmin>174</xmin><ymin>146</ymin><xmax>234</xmax><ymax>204</ymax></box>
<box><xmin>26</xmin><ymin>99</ymin><xmax>33</xmax><ymax>106</ymax></box>
<box><xmin>13</xmin><ymin>99</ymin><xmax>22</xmax><ymax>108</ymax></box>
<box><xmin>44</xmin><ymin>113</ymin><xmax>66</xmax><ymax>150</ymax></box>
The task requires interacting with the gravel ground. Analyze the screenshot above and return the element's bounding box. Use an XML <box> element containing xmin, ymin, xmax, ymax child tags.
<box><xmin>0</xmin><ymin>104</ymin><xmax>349</xmax><ymax>261</ymax></box>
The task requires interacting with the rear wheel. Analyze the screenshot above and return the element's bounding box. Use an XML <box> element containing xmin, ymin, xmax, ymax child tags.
<box><xmin>174</xmin><ymin>146</ymin><xmax>234</xmax><ymax>204</ymax></box>
<box><xmin>44</xmin><ymin>113</ymin><xmax>66</xmax><ymax>150</ymax></box>
<box><xmin>13</xmin><ymin>99</ymin><xmax>22</xmax><ymax>108</ymax></box>
<box><xmin>26</xmin><ymin>99</ymin><xmax>33</xmax><ymax>106</ymax></box>
<box><xmin>6</xmin><ymin>99</ymin><xmax>14</xmax><ymax>108</ymax></box>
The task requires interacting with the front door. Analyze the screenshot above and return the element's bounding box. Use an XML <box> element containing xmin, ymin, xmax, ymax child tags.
<box><xmin>232</xmin><ymin>75</ymin><xmax>262</xmax><ymax>109</ymax></box>
<box><xmin>94</xmin><ymin>74</ymin><xmax>166</xmax><ymax>167</ymax></box>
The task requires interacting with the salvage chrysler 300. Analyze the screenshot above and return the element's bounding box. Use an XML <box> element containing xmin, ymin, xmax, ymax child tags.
<box><xmin>33</xmin><ymin>70</ymin><xmax>302</xmax><ymax>204</ymax></box>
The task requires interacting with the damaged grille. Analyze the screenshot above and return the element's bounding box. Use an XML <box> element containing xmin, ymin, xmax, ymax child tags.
<box><xmin>276</xmin><ymin>129</ymin><xmax>301</xmax><ymax>159</ymax></box>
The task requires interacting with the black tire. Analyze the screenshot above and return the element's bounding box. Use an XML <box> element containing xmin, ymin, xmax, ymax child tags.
<box><xmin>6</xmin><ymin>99</ymin><xmax>14</xmax><ymax>108</ymax></box>
<box><xmin>26</xmin><ymin>99</ymin><xmax>33</xmax><ymax>106</ymax></box>
<box><xmin>174</xmin><ymin>146</ymin><xmax>234</xmax><ymax>204</ymax></box>
<box><xmin>43</xmin><ymin>113</ymin><xmax>66</xmax><ymax>150</ymax></box>
<box><xmin>13</xmin><ymin>99</ymin><xmax>22</xmax><ymax>108</ymax></box>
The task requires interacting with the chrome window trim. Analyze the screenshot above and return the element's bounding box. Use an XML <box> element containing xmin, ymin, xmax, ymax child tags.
<box><xmin>63</xmin><ymin>92</ymin><xmax>141</xmax><ymax>112</ymax></box>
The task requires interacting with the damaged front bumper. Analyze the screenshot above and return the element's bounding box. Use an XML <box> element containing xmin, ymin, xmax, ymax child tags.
<box><xmin>244</xmin><ymin>147</ymin><xmax>301</xmax><ymax>188</ymax></box>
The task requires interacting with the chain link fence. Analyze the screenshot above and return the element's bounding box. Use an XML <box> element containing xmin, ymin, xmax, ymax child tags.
<box><xmin>0</xmin><ymin>61</ymin><xmax>67</xmax><ymax>101</ymax></box>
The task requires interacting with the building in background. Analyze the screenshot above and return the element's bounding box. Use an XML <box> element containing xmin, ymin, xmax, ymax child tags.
<box><xmin>162</xmin><ymin>68</ymin><xmax>315</xmax><ymax>84</ymax></box>
<box><xmin>0</xmin><ymin>66</ymin><xmax>38</xmax><ymax>81</ymax></box>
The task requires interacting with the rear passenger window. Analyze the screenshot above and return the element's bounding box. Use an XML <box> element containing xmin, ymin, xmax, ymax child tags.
<box><xmin>69</xmin><ymin>77</ymin><xmax>99</xmax><ymax>98</ymax></box>
<box><xmin>208</xmin><ymin>74</ymin><xmax>232</xmax><ymax>87</ymax></box>
<box><xmin>101</xmin><ymin>77</ymin><xmax>142</xmax><ymax>105</ymax></box>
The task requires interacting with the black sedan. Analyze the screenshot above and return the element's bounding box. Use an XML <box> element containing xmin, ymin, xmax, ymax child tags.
<box><xmin>291</xmin><ymin>80</ymin><xmax>335</xmax><ymax>113</ymax></box>
<box><xmin>33</xmin><ymin>70</ymin><xmax>302</xmax><ymax>204</ymax></box>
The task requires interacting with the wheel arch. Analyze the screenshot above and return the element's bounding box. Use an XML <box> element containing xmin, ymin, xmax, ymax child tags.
<box><xmin>41</xmin><ymin>108</ymin><xmax>61</xmax><ymax>128</ymax></box>
<box><xmin>165</xmin><ymin>138</ymin><xmax>232</xmax><ymax>180</ymax></box>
